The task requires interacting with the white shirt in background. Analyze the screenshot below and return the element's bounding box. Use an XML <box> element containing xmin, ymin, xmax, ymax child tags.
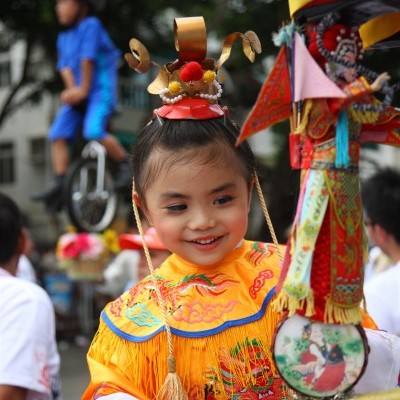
<box><xmin>364</xmin><ymin>260</ymin><xmax>400</xmax><ymax>336</ymax></box>
<box><xmin>0</xmin><ymin>268</ymin><xmax>61</xmax><ymax>399</ymax></box>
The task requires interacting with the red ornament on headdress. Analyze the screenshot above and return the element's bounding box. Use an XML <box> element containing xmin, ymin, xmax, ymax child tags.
<box><xmin>180</xmin><ymin>61</ymin><xmax>204</xmax><ymax>82</ymax></box>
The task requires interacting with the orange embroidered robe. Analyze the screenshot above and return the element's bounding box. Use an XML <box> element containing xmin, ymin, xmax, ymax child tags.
<box><xmin>82</xmin><ymin>240</ymin><xmax>290</xmax><ymax>400</ymax></box>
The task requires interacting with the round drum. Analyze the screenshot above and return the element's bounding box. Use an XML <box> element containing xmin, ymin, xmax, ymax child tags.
<box><xmin>273</xmin><ymin>314</ymin><xmax>368</xmax><ymax>398</ymax></box>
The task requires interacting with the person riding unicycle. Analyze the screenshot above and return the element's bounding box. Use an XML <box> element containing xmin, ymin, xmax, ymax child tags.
<box><xmin>32</xmin><ymin>0</ymin><xmax>131</xmax><ymax>212</ymax></box>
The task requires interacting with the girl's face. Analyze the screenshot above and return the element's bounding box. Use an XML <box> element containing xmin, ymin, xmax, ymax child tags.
<box><xmin>55</xmin><ymin>0</ymin><xmax>82</xmax><ymax>27</ymax></box>
<box><xmin>140</xmin><ymin>149</ymin><xmax>252</xmax><ymax>267</ymax></box>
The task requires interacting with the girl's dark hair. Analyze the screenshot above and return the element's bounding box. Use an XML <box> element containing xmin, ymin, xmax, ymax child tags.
<box><xmin>132</xmin><ymin>116</ymin><xmax>257</xmax><ymax>201</ymax></box>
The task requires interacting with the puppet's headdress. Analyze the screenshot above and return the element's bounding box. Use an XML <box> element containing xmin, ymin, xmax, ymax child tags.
<box><xmin>306</xmin><ymin>21</ymin><xmax>364</xmax><ymax>67</ymax></box>
<box><xmin>124</xmin><ymin>16</ymin><xmax>261</xmax><ymax>120</ymax></box>
<box><xmin>307</xmin><ymin>12</ymin><xmax>393</xmax><ymax>111</ymax></box>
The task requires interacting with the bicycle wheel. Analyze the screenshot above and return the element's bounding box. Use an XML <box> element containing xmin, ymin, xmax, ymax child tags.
<box><xmin>64</xmin><ymin>157</ymin><xmax>118</xmax><ymax>232</ymax></box>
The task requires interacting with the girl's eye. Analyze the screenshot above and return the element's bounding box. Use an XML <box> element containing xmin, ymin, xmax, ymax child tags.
<box><xmin>214</xmin><ymin>195</ymin><xmax>233</xmax><ymax>205</ymax></box>
<box><xmin>165</xmin><ymin>204</ymin><xmax>187</xmax><ymax>212</ymax></box>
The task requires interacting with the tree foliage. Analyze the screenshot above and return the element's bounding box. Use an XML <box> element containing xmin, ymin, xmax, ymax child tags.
<box><xmin>0</xmin><ymin>0</ymin><xmax>289</xmax><ymax>127</ymax></box>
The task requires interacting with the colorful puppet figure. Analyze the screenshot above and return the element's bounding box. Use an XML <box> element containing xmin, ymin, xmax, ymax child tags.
<box><xmin>240</xmin><ymin>12</ymin><xmax>400</xmax><ymax>325</ymax></box>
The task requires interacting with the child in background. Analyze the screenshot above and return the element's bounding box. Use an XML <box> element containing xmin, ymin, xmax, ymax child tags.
<box><xmin>32</xmin><ymin>0</ymin><xmax>131</xmax><ymax>211</ymax></box>
<box><xmin>98</xmin><ymin>228</ymin><xmax>170</xmax><ymax>298</ymax></box>
<box><xmin>82</xmin><ymin>16</ymin><xmax>400</xmax><ymax>400</ymax></box>
<box><xmin>119</xmin><ymin>228</ymin><xmax>171</xmax><ymax>293</ymax></box>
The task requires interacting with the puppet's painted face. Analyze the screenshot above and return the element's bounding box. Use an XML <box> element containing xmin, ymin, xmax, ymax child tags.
<box><xmin>340</xmin><ymin>51</ymin><xmax>357</xmax><ymax>82</ymax></box>
<box><xmin>328</xmin><ymin>51</ymin><xmax>357</xmax><ymax>83</ymax></box>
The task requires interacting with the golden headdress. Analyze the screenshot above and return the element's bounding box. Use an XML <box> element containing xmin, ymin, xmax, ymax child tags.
<box><xmin>124</xmin><ymin>16</ymin><xmax>261</xmax><ymax>119</ymax></box>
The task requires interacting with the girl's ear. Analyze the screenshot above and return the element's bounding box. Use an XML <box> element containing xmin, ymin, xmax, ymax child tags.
<box><xmin>372</xmin><ymin>224</ymin><xmax>389</xmax><ymax>247</ymax></box>
<box><xmin>132</xmin><ymin>191</ymin><xmax>153</xmax><ymax>226</ymax></box>
<box><xmin>132</xmin><ymin>191</ymin><xmax>142</xmax><ymax>208</ymax></box>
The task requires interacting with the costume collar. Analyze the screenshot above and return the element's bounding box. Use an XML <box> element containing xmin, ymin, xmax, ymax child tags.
<box><xmin>101</xmin><ymin>240</ymin><xmax>281</xmax><ymax>341</ymax></box>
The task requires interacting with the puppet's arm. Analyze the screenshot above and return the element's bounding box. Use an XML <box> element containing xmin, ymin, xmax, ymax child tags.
<box><xmin>361</xmin><ymin>107</ymin><xmax>400</xmax><ymax>146</ymax></box>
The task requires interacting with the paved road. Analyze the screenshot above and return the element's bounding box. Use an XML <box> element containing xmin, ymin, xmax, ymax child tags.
<box><xmin>59</xmin><ymin>342</ymin><xmax>91</xmax><ymax>400</ymax></box>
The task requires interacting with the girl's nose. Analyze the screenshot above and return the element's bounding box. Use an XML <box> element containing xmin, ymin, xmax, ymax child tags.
<box><xmin>188</xmin><ymin>208</ymin><xmax>216</xmax><ymax>231</ymax></box>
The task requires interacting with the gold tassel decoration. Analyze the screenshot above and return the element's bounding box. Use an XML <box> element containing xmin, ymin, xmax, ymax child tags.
<box><xmin>349</xmin><ymin>106</ymin><xmax>379</xmax><ymax>124</ymax></box>
<box><xmin>157</xmin><ymin>355</ymin><xmax>188</xmax><ymax>400</ymax></box>
<box><xmin>271</xmin><ymin>285</ymin><xmax>315</xmax><ymax>318</ymax></box>
<box><xmin>294</xmin><ymin>99</ymin><xmax>313</xmax><ymax>134</ymax></box>
<box><xmin>304</xmin><ymin>289</ymin><xmax>315</xmax><ymax>317</ymax></box>
<box><xmin>271</xmin><ymin>289</ymin><xmax>290</xmax><ymax>314</ymax></box>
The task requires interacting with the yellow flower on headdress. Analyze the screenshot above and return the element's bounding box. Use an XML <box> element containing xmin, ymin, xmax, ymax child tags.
<box><xmin>168</xmin><ymin>81</ymin><xmax>183</xmax><ymax>95</ymax></box>
<box><xmin>203</xmin><ymin>70</ymin><xmax>216</xmax><ymax>84</ymax></box>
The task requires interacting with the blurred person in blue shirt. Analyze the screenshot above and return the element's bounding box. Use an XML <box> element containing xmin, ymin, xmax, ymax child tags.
<box><xmin>32</xmin><ymin>0</ymin><xmax>131</xmax><ymax>211</ymax></box>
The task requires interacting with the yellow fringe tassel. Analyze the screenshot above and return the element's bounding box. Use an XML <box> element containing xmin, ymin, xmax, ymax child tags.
<box><xmin>348</xmin><ymin>105</ymin><xmax>380</xmax><ymax>124</ymax></box>
<box><xmin>295</xmin><ymin>99</ymin><xmax>313</xmax><ymax>134</ymax></box>
<box><xmin>272</xmin><ymin>289</ymin><xmax>315</xmax><ymax>318</ymax></box>
<box><xmin>304</xmin><ymin>289</ymin><xmax>314</xmax><ymax>317</ymax></box>
<box><xmin>157</xmin><ymin>355</ymin><xmax>188</xmax><ymax>400</ymax></box>
<box><xmin>324</xmin><ymin>296</ymin><xmax>362</xmax><ymax>324</ymax></box>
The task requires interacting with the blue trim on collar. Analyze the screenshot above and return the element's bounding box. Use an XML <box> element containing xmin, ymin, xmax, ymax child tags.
<box><xmin>102</xmin><ymin>286</ymin><xmax>276</xmax><ymax>342</ymax></box>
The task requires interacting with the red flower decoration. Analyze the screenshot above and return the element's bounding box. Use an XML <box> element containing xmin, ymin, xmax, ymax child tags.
<box><xmin>63</xmin><ymin>233</ymin><xmax>91</xmax><ymax>258</ymax></box>
<box><xmin>180</xmin><ymin>61</ymin><xmax>203</xmax><ymax>82</ymax></box>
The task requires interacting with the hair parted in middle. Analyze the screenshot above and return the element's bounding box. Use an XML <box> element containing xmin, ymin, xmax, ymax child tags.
<box><xmin>132</xmin><ymin>117</ymin><xmax>257</xmax><ymax>205</ymax></box>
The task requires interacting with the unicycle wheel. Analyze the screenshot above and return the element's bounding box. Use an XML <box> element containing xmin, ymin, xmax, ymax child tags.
<box><xmin>64</xmin><ymin>158</ymin><xmax>118</xmax><ymax>232</ymax></box>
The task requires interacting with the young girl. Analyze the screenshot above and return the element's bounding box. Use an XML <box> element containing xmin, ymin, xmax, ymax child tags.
<box><xmin>82</xmin><ymin>16</ymin><xmax>399</xmax><ymax>400</ymax></box>
<box><xmin>82</xmin><ymin>110</ymin><xmax>289</xmax><ymax>399</ymax></box>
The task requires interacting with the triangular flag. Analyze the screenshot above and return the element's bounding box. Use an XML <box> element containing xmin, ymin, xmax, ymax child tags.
<box><xmin>238</xmin><ymin>46</ymin><xmax>292</xmax><ymax>144</ymax></box>
<box><xmin>293</xmin><ymin>32</ymin><xmax>345</xmax><ymax>101</ymax></box>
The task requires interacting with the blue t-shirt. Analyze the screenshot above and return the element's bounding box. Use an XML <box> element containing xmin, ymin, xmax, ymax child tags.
<box><xmin>56</xmin><ymin>16</ymin><xmax>121</xmax><ymax>106</ymax></box>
